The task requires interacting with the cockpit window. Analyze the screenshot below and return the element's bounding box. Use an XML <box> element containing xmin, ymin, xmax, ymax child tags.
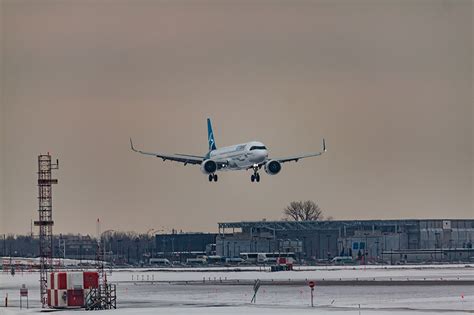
<box><xmin>250</xmin><ymin>146</ymin><xmax>267</xmax><ymax>150</ymax></box>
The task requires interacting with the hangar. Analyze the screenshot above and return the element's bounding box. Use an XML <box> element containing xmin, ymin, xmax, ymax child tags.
<box><xmin>216</xmin><ymin>219</ymin><xmax>474</xmax><ymax>263</ymax></box>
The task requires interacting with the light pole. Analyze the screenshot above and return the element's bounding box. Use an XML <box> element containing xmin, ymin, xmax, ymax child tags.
<box><xmin>435</xmin><ymin>231</ymin><xmax>440</xmax><ymax>262</ymax></box>
<box><xmin>397</xmin><ymin>229</ymin><xmax>403</xmax><ymax>263</ymax></box>
<box><xmin>326</xmin><ymin>234</ymin><xmax>331</xmax><ymax>262</ymax></box>
<box><xmin>101</xmin><ymin>230</ymin><xmax>115</xmax><ymax>265</ymax></box>
<box><xmin>161</xmin><ymin>238</ymin><xmax>166</xmax><ymax>258</ymax></box>
<box><xmin>146</xmin><ymin>229</ymin><xmax>161</xmax><ymax>260</ymax></box>
<box><xmin>363</xmin><ymin>232</ymin><xmax>370</xmax><ymax>265</ymax></box>
<box><xmin>3</xmin><ymin>234</ymin><xmax>6</xmax><ymax>257</ymax></box>
<box><xmin>117</xmin><ymin>239</ymin><xmax>122</xmax><ymax>263</ymax></box>
<box><xmin>303</xmin><ymin>236</ymin><xmax>307</xmax><ymax>261</ymax></box>
<box><xmin>152</xmin><ymin>228</ymin><xmax>166</xmax><ymax>259</ymax></box>
<box><xmin>375</xmin><ymin>240</ymin><xmax>379</xmax><ymax>260</ymax></box>
<box><xmin>135</xmin><ymin>237</ymin><xmax>140</xmax><ymax>265</ymax></box>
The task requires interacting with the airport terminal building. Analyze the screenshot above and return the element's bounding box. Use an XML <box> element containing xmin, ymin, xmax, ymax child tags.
<box><xmin>215</xmin><ymin>219</ymin><xmax>474</xmax><ymax>263</ymax></box>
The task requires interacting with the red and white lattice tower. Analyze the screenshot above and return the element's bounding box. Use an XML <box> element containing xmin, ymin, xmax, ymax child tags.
<box><xmin>96</xmin><ymin>218</ymin><xmax>106</xmax><ymax>287</ymax></box>
<box><xmin>34</xmin><ymin>154</ymin><xmax>59</xmax><ymax>307</ymax></box>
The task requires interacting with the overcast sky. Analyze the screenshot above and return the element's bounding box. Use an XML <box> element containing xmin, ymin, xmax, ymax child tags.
<box><xmin>0</xmin><ymin>0</ymin><xmax>472</xmax><ymax>236</ymax></box>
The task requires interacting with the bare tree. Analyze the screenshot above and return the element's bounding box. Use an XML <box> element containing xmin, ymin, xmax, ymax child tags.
<box><xmin>283</xmin><ymin>200</ymin><xmax>323</xmax><ymax>221</ymax></box>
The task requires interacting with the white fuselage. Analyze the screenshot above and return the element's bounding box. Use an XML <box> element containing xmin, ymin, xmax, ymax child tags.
<box><xmin>209</xmin><ymin>141</ymin><xmax>268</xmax><ymax>171</ymax></box>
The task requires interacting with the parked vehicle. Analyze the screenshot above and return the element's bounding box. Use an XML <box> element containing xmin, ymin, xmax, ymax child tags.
<box><xmin>331</xmin><ymin>256</ymin><xmax>354</xmax><ymax>265</ymax></box>
<box><xmin>149</xmin><ymin>258</ymin><xmax>172</xmax><ymax>266</ymax></box>
<box><xmin>239</xmin><ymin>252</ymin><xmax>297</xmax><ymax>264</ymax></box>
<box><xmin>207</xmin><ymin>255</ymin><xmax>225</xmax><ymax>265</ymax></box>
<box><xmin>186</xmin><ymin>258</ymin><xmax>207</xmax><ymax>266</ymax></box>
<box><xmin>225</xmin><ymin>257</ymin><xmax>244</xmax><ymax>265</ymax></box>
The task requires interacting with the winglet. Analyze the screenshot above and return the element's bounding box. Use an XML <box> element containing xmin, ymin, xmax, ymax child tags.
<box><xmin>322</xmin><ymin>138</ymin><xmax>327</xmax><ymax>152</ymax></box>
<box><xmin>130</xmin><ymin>138</ymin><xmax>138</xmax><ymax>152</ymax></box>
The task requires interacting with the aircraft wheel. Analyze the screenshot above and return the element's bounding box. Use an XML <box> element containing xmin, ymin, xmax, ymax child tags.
<box><xmin>251</xmin><ymin>174</ymin><xmax>255</xmax><ymax>182</ymax></box>
<box><xmin>256</xmin><ymin>173</ymin><xmax>260</xmax><ymax>182</ymax></box>
<box><xmin>213</xmin><ymin>174</ymin><xmax>218</xmax><ymax>182</ymax></box>
<box><xmin>208</xmin><ymin>174</ymin><xmax>213</xmax><ymax>182</ymax></box>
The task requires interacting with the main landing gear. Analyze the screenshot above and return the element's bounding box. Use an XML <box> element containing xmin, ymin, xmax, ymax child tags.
<box><xmin>250</xmin><ymin>165</ymin><xmax>261</xmax><ymax>183</ymax></box>
<box><xmin>208</xmin><ymin>174</ymin><xmax>218</xmax><ymax>182</ymax></box>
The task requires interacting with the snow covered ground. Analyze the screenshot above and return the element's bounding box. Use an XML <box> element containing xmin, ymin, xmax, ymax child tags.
<box><xmin>1</xmin><ymin>265</ymin><xmax>473</xmax><ymax>314</ymax></box>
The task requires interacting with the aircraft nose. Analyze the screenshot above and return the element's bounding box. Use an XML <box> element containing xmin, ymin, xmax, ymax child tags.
<box><xmin>253</xmin><ymin>150</ymin><xmax>267</xmax><ymax>162</ymax></box>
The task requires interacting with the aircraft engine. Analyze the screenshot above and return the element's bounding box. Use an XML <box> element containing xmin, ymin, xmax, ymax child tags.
<box><xmin>264</xmin><ymin>160</ymin><xmax>281</xmax><ymax>175</ymax></box>
<box><xmin>200</xmin><ymin>159</ymin><xmax>217</xmax><ymax>174</ymax></box>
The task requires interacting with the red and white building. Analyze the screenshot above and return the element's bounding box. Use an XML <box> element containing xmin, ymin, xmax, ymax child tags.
<box><xmin>47</xmin><ymin>271</ymin><xmax>99</xmax><ymax>308</ymax></box>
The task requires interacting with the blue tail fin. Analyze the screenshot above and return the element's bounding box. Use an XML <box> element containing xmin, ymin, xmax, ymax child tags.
<box><xmin>207</xmin><ymin>118</ymin><xmax>217</xmax><ymax>151</ymax></box>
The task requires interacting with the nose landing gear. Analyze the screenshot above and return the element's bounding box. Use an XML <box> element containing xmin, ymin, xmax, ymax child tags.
<box><xmin>208</xmin><ymin>174</ymin><xmax>218</xmax><ymax>182</ymax></box>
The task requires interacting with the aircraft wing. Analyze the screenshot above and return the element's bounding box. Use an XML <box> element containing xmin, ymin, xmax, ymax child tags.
<box><xmin>273</xmin><ymin>139</ymin><xmax>327</xmax><ymax>164</ymax></box>
<box><xmin>174</xmin><ymin>153</ymin><xmax>207</xmax><ymax>159</ymax></box>
<box><xmin>130</xmin><ymin>138</ymin><xmax>203</xmax><ymax>165</ymax></box>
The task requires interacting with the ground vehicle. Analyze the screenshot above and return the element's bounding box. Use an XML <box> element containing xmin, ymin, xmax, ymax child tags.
<box><xmin>149</xmin><ymin>258</ymin><xmax>172</xmax><ymax>266</ymax></box>
<box><xmin>239</xmin><ymin>253</ymin><xmax>261</xmax><ymax>263</ymax></box>
<box><xmin>207</xmin><ymin>255</ymin><xmax>225</xmax><ymax>265</ymax></box>
<box><xmin>331</xmin><ymin>256</ymin><xmax>354</xmax><ymax>264</ymax></box>
<box><xmin>239</xmin><ymin>252</ymin><xmax>297</xmax><ymax>264</ymax></box>
<box><xmin>262</xmin><ymin>253</ymin><xmax>296</xmax><ymax>264</ymax></box>
<box><xmin>225</xmin><ymin>257</ymin><xmax>245</xmax><ymax>264</ymax></box>
<box><xmin>186</xmin><ymin>257</ymin><xmax>207</xmax><ymax>265</ymax></box>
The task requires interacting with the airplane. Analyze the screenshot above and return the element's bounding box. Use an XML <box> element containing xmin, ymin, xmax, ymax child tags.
<box><xmin>130</xmin><ymin>118</ymin><xmax>326</xmax><ymax>183</ymax></box>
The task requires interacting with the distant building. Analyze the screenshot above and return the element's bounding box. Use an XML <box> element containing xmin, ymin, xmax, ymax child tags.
<box><xmin>57</xmin><ymin>234</ymin><xmax>97</xmax><ymax>260</ymax></box>
<box><xmin>216</xmin><ymin>219</ymin><xmax>474</xmax><ymax>263</ymax></box>
<box><xmin>155</xmin><ymin>233</ymin><xmax>217</xmax><ymax>260</ymax></box>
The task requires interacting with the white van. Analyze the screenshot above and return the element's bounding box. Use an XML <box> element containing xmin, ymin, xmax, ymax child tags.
<box><xmin>186</xmin><ymin>258</ymin><xmax>207</xmax><ymax>265</ymax></box>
